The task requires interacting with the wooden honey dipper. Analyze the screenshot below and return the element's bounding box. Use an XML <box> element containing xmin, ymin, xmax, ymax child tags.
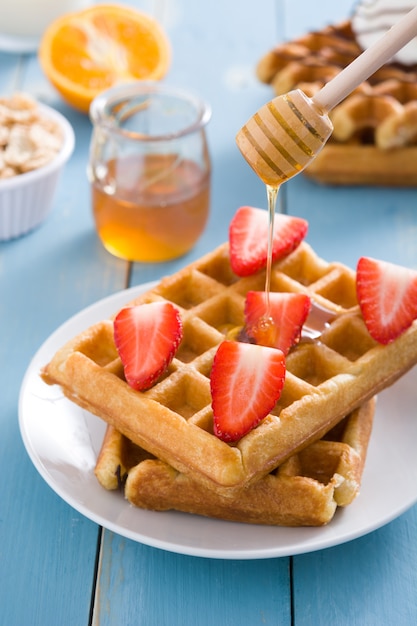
<box><xmin>236</xmin><ymin>5</ymin><xmax>417</xmax><ymax>186</ymax></box>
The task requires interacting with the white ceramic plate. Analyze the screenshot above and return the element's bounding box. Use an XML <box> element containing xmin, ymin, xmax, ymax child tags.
<box><xmin>19</xmin><ymin>284</ymin><xmax>417</xmax><ymax>560</ymax></box>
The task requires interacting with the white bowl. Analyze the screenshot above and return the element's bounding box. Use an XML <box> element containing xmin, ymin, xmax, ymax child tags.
<box><xmin>0</xmin><ymin>102</ymin><xmax>75</xmax><ymax>241</ymax></box>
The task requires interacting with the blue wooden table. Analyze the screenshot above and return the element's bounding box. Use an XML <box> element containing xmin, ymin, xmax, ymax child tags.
<box><xmin>1</xmin><ymin>1</ymin><xmax>416</xmax><ymax>624</ymax></box>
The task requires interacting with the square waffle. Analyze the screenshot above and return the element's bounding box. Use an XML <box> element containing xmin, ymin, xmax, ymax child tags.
<box><xmin>95</xmin><ymin>399</ymin><xmax>375</xmax><ymax>526</ymax></box>
<box><xmin>42</xmin><ymin>241</ymin><xmax>417</xmax><ymax>492</ymax></box>
<box><xmin>256</xmin><ymin>20</ymin><xmax>417</xmax><ymax>186</ymax></box>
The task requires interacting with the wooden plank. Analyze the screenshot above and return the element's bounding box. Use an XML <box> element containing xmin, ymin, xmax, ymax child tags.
<box><xmin>292</xmin><ymin>506</ymin><xmax>417</xmax><ymax>625</ymax></box>
<box><xmin>287</xmin><ymin>119</ymin><xmax>417</xmax><ymax>626</ymax></box>
<box><xmin>0</xmin><ymin>48</ymin><xmax>127</xmax><ymax>624</ymax></box>
<box><xmin>93</xmin><ymin>533</ymin><xmax>291</xmax><ymax>626</ymax></box>
<box><xmin>96</xmin><ymin>2</ymin><xmax>292</xmax><ymax>625</ymax></box>
<box><xmin>0</xmin><ymin>51</ymin><xmax>21</xmax><ymax>91</ymax></box>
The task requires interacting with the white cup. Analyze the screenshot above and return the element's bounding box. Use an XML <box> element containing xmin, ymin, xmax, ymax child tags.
<box><xmin>0</xmin><ymin>0</ymin><xmax>91</xmax><ymax>53</ymax></box>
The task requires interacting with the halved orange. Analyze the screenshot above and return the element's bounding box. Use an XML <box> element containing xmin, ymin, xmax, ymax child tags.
<box><xmin>39</xmin><ymin>3</ymin><xmax>171</xmax><ymax>114</ymax></box>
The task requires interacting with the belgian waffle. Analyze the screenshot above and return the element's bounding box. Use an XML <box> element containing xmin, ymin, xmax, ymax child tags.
<box><xmin>256</xmin><ymin>20</ymin><xmax>417</xmax><ymax>186</ymax></box>
<box><xmin>95</xmin><ymin>399</ymin><xmax>375</xmax><ymax>526</ymax></box>
<box><xmin>42</xmin><ymin>241</ymin><xmax>417</xmax><ymax>492</ymax></box>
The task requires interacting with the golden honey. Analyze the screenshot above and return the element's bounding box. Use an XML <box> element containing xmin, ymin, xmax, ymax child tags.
<box><xmin>92</xmin><ymin>154</ymin><xmax>210</xmax><ymax>262</ymax></box>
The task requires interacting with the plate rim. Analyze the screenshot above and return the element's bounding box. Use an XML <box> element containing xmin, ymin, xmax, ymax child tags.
<box><xmin>18</xmin><ymin>284</ymin><xmax>417</xmax><ymax>560</ymax></box>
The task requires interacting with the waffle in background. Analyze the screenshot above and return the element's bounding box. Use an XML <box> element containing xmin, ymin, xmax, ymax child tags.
<box><xmin>42</xmin><ymin>241</ymin><xmax>417</xmax><ymax>494</ymax></box>
<box><xmin>96</xmin><ymin>399</ymin><xmax>375</xmax><ymax>526</ymax></box>
<box><xmin>256</xmin><ymin>21</ymin><xmax>417</xmax><ymax>186</ymax></box>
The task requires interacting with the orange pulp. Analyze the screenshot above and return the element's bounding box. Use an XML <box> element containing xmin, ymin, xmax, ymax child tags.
<box><xmin>39</xmin><ymin>4</ymin><xmax>171</xmax><ymax>113</ymax></box>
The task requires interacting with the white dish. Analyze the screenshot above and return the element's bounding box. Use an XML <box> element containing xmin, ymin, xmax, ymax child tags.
<box><xmin>19</xmin><ymin>284</ymin><xmax>417</xmax><ymax>560</ymax></box>
<box><xmin>0</xmin><ymin>102</ymin><xmax>74</xmax><ymax>241</ymax></box>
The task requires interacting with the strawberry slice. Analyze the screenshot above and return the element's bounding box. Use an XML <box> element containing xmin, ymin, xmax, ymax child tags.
<box><xmin>356</xmin><ymin>256</ymin><xmax>417</xmax><ymax>344</ymax></box>
<box><xmin>229</xmin><ymin>206</ymin><xmax>308</xmax><ymax>276</ymax></box>
<box><xmin>244</xmin><ymin>291</ymin><xmax>311</xmax><ymax>354</ymax></box>
<box><xmin>211</xmin><ymin>340</ymin><xmax>286</xmax><ymax>442</ymax></box>
<box><xmin>114</xmin><ymin>301</ymin><xmax>183</xmax><ymax>390</ymax></box>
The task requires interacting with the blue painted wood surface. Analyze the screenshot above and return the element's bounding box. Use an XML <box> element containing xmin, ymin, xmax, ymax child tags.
<box><xmin>0</xmin><ymin>1</ymin><xmax>416</xmax><ymax>625</ymax></box>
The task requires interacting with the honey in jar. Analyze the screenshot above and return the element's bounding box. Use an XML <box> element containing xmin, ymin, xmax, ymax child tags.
<box><xmin>89</xmin><ymin>83</ymin><xmax>211</xmax><ymax>262</ymax></box>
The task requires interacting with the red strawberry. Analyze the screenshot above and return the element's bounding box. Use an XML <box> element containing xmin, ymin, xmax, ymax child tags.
<box><xmin>244</xmin><ymin>291</ymin><xmax>311</xmax><ymax>354</ymax></box>
<box><xmin>114</xmin><ymin>301</ymin><xmax>183</xmax><ymax>390</ymax></box>
<box><xmin>211</xmin><ymin>340</ymin><xmax>286</xmax><ymax>442</ymax></box>
<box><xmin>229</xmin><ymin>206</ymin><xmax>308</xmax><ymax>276</ymax></box>
<box><xmin>356</xmin><ymin>256</ymin><xmax>417</xmax><ymax>345</ymax></box>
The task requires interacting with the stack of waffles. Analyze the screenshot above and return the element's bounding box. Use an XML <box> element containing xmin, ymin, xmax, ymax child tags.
<box><xmin>42</xmin><ymin>231</ymin><xmax>417</xmax><ymax>526</ymax></box>
<box><xmin>256</xmin><ymin>20</ymin><xmax>417</xmax><ymax>186</ymax></box>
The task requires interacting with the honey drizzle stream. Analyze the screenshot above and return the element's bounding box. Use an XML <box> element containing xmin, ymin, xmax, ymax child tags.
<box><xmin>265</xmin><ymin>184</ymin><xmax>280</xmax><ymax>315</ymax></box>
<box><xmin>258</xmin><ymin>183</ymin><xmax>336</xmax><ymax>342</ymax></box>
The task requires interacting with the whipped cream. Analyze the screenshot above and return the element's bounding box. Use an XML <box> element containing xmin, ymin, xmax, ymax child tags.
<box><xmin>352</xmin><ymin>0</ymin><xmax>417</xmax><ymax>65</ymax></box>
